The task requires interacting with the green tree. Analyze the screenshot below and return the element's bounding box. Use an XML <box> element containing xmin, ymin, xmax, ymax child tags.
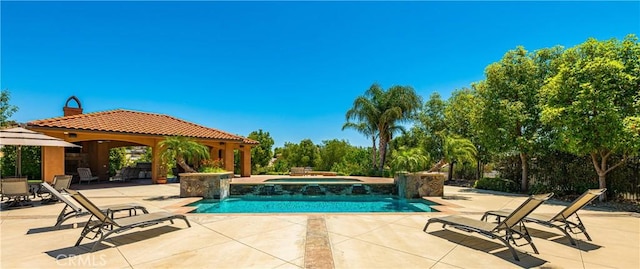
<box><xmin>158</xmin><ymin>136</ymin><xmax>210</xmax><ymax>173</ymax></box>
<box><xmin>248</xmin><ymin>129</ymin><xmax>273</xmax><ymax>173</ymax></box>
<box><xmin>1</xmin><ymin>146</ymin><xmax>41</xmax><ymax>179</ymax></box>
<box><xmin>332</xmin><ymin>146</ymin><xmax>372</xmax><ymax>176</ymax></box>
<box><xmin>138</xmin><ymin>147</ymin><xmax>152</xmax><ymax>163</ymax></box>
<box><xmin>418</xmin><ymin>92</ymin><xmax>447</xmax><ymax>135</ymax></box>
<box><xmin>109</xmin><ymin>147</ymin><xmax>128</xmax><ymax>176</ymax></box>
<box><xmin>540</xmin><ymin>35</ymin><xmax>640</xmax><ymax>199</ymax></box>
<box><xmin>342</xmin><ymin>121</ymin><xmax>377</xmax><ymax>170</ymax></box>
<box><xmin>346</xmin><ymin>83</ymin><xmax>422</xmax><ymax>175</ymax></box>
<box><xmin>280</xmin><ymin>139</ymin><xmax>321</xmax><ymax>168</ymax></box>
<box><xmin>474</xmin><ymin>46</ymin><xmax>559</xmax><ymax>191</ymax></box>
<box><xmin>414</xmin><ymin>93</ymin><xmax>447</xmax><ymax>167</ymax></box>
<box><xmin>0</xmin><ymin>89</ymin><xmax>18</xmax><ymax>127</ymax></box>
<box><xmin>270</xmin><ymin>147</ymin><xmax>289</xmax><ymax>173</ymax></box>
<box><xmin>445</xmin><ymin>88</ymin><xmax>488</xmax><ymax>179</ymax></box>
<box><xmin>445</xmin><ymin>88</ymin><xmax>476</xmax><ymax>139</ymax></box>
<box><xmin>317</xmin><ymin>139</ymin><xmax>350</xmax><ymax>171</ymax></box>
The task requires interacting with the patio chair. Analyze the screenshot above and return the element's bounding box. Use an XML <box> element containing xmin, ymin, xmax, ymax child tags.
<box><xmin>65</xmin><ymin>189</ymin><xmax>191</xmax><ymax>251</ymax></box>
<box><xmin>423</xmin><ymin>193</ymin><xmax>553</xmax><ymax>261</ymax></box>
<box><xmin>482</xmin><ymin>188</ymin><xmax>606</xmax><ymax>245</ymax></box>
<box><xmin>77</xmin><ymin>168</ymin><xmax>99</xmax><ymax>184</ymax></box>
<box><xmin>40</xmin><ymin>183</ymin><xmax>149</xmax><ymax>227</ymax></box>
<box><xmin>1</xmin><ymin>177</ymin><xmax>32</xmax><ymax>208</ymax></box>
<box><xmin>39</xmin><ymin>175</ymin><xmax>73</xmax><ymax>201</ymax></box>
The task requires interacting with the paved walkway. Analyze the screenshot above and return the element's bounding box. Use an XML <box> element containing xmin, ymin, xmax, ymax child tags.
<box><xmin>1</xmin><ymin>183</ymin><xmax>638</xmax><ymax>268</ymax></box>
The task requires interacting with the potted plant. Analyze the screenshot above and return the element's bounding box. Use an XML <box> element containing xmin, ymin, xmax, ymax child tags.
<box><xmin>156</xmin><ymin>162</ymin><xmax>169</xmax><ymax>184</ymax></box>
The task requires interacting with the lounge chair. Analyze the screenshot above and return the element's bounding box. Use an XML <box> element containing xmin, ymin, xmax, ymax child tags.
<box><xmin>290</xmin><ymin>167</ymin><xmax>306</xmax><ymax>176</ymax></box>
<box><xmin>77</xmin><ymin>168</ymin><xmax>99</xmax><ymax>184</ymax></box>
<box><xmin>39</xmin><ymin>175</ymin><xmax>73</xmax><ymax>201</ymax></box>
<box><xmin>65</xmin><ymin>189</ymin><xmax>190</xmax><ymax>251</ymax></box>
<box><xmin>424</xmin><ymin>193</ymin><xmax>553</xmax><ymax>261</ymax></box>
<box><xmin>1</xmin><ymin>177</ymin><xmax>32</xmax><ymax>207</ymax></box>
<box><xmin>482</xmin><ymin>188</ymin><xmax>606</xmax><ymax>245</ymax></box>
<box><xmin>40</xmin><ymin>183</ymin><xmax>149</xmax><ymax>227</ymax></box>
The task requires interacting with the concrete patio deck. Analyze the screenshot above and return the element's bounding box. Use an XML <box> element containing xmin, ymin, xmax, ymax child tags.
<box><xmin>1</xmin><ymin>182</ymin><xmax>638</xmax><ymax>268</ymax></box>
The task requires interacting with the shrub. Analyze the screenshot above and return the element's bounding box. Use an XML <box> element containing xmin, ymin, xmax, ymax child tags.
<box><xmin>527</xmin><ymin>182</ymin><xmax>555</xmax><ymax>195</ymax></box>
<box><xmin>474</xmin><ymin>177</ymin><xmax>519</xmax><ymax>193</ymax></box>
<box><xmin>199</xmin><ymin>167</ymin><xmax>227</xmax><ymax>173</ymax></box>
<box><xmin>265</xmin><ymin>171</ymin><xmax>289</xmax><ymax>175</ymax></box>
<box><xmin>198</xmin><ymin>159</ymin><xmax>226</xmax><ymax>173</ymax></box>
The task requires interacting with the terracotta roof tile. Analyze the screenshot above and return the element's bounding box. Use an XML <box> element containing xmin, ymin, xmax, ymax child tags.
<box><xmin>27</xmin><ymin>109</ymin><xmax>259</xmax><ymax>144</ymax></box>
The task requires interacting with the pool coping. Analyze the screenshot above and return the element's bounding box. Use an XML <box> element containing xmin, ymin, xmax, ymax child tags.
<box><xmin>171</xmin><ymin>195</ymin><xmax>457</xmax><ymax>216</ymax></box>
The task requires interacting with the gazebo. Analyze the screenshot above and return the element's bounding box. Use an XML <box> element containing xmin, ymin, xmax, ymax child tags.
<box><xmin>26</xmin><ymin>96</ymin><xmax>258</xmax><ymax>183</ymax></box>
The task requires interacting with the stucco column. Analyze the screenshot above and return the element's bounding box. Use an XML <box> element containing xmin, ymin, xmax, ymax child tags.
<box><xmin>151</xmin><ymin>140</ymin><xmax>161</xmax><ymax>182</ymax></box>
<box><xmin>223</xmin><ymin>143</ymin><xmax>235</xmax><ymax>173</ymax></box>
<box><xmin>209</xmin><ymin>147</ymin><xmax>218</xmax><ymax>161</ymax></box>
<box><xmin>96</xmin><ymin>142</ymin><xmax>110</xmax><ymax>181</ymax></box>
<box><xmin>41</xmin><ymin>146</ymin><xmax>65</xmax><ymax>182</ymax></box>
<box><xmin>241</xmin><ymin>146</ymin><xmax>251</xmax><ymax>177</ymax></box>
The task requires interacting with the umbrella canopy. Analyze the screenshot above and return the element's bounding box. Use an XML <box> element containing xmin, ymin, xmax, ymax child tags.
<box><xmin>0</xmin><ymin>127</ymin><xmax>81</xmax><ymax>177</ymax></box>
<box><xmin>0</xmin><ymin>127</ymin><xmax>81</xmax><ymax>148</ymax></box>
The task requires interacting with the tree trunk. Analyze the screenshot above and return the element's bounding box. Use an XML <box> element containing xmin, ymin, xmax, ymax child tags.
<box><xmin>379</xmin><ymin>138</ymin><xmax>387</xmax><ymax>176</ymax></box>
<box><xmin>520</xmin><ymin>152</ymin><xmax>528</xmax><ymax>192</ymax></box>
<box><xmin>177</xmin><ymin>157</ymin><xmax>197</xmax><ymax>173</ymax></box>
<box><xmin>597</xmin><ymin>173</ymin><xmax>607</xmax><ymax>201</ymax></box>
<box><xmin>428</xmin><ymin>159</ymin><xmax>447</xmax><ymax>172</ymax></box>
<box><xmin>371</xmin><ymin>137</ymin><xmax>377</xmax><ymax>170</ymax></box>
<box><xmin>447</xmin><ymin>161</ymin><xmax>455</xmax><ymax>181</ymax></box>
<box><xmin>590</xmin><ymin>151</ymin><xmax>624</xmax><ymax>202</ymax></box>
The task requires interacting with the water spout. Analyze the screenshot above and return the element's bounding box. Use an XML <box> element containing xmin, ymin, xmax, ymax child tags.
<box><xmin>219</xmin><ymin>176</ymin><xmax>230</xmax><ymax>201</ymax></box>
<box><xmin>396</xmin><ymin>173</ymin><xmax>407</xmax><ymax>200</ymax></box>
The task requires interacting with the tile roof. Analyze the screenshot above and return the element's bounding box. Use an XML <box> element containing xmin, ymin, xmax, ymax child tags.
<box><xmin>27</xmin><ymin>109</ymin><xmax>259</xmax><ymax>144</ymax></box>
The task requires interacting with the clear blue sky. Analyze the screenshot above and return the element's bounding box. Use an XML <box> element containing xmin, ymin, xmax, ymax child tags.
<box><xmin>2</xmin><ymin>1</ymin><xmax>638</xmax><ymax>148</ymax></box>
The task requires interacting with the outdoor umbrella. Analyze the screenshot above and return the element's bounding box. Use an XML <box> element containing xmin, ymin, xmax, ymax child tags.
<box><xmin>0</xmin><ymin>127</ymin><xmax>81</xmax><ymax>177</ymax></box>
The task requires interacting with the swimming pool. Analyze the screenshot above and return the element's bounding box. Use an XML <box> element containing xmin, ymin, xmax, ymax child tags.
<box><xmin>264</xmin><ymin>178</ymin><xmax>362</xmax><ymax>183</ymax></box>
<box><xmin>189</xmin><ymin>197</ymin><xmax>438</xmax><ymax>213</ymax></box>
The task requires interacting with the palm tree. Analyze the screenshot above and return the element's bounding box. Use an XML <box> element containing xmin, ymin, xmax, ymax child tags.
<box><xmin>343</xmin><ymin>84</ymin><xmax>383</xmax><ymax>170</ymax></box>
<box><xmin>428</xmin><ymin>134</ymin><xmax>477</xmax><ymax>181</ymax></box>
<box><xmin>374</xmin><ymin>85</ymin><xmax>422</xmax><ymax>174</ymax></box>
<box><xmin>158</xmin><ymin>136</ymin><xmax>210</xmax><ymax>173</ymax></box>
<box><xmin>390</xmin><ymin>146</ymin><xmax>430</xmax><ymax>173</ymax></box>
<box><xmin>345</xmin><ymin>84</ymin><xmax>422</xmax><ymax>175</ymax></box>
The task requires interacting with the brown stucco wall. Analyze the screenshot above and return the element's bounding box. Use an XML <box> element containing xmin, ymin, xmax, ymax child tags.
<box><xmin>41</xmin><ymin>146</ymin><xmax>65</xmax><ymax>183</ymax></box>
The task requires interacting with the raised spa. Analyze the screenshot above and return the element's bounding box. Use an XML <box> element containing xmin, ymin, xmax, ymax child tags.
<box><xmin>264</xmin><ymin>178</ymin><xmax>363</xmax><ymax>183</ymax></box>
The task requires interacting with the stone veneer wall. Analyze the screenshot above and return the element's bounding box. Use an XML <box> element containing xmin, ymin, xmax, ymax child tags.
<box><xmin>229</xmin><ymin>183</ymin><xmax>396</xmax><ymax>196</ymax></box>
<box><xmin>396</xmin><ymin>172</ymin><xmax>445</xmax><ymax>198</ymax></box>
<box><xmin>179</xmin><ymin>172</ymin><xmax>232</xmax><ymax>199</ymax></box>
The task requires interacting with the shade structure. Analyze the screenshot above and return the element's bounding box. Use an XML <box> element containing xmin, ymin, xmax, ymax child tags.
<box><xmin>0</xmin><ymin>127</ymin><xmax>81</xmax><ymax>147</ymax></box>
<box><xmin>0</xmin><ymin>127</ymin><xmax>81</xmax><ymax>177</ymax></box>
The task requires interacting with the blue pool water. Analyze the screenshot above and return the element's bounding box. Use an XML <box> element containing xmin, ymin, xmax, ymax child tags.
<box><xmin>264</xmin><ymin>178</ymin><xmax>362</xmax><ymax>183</ymax></box>
<box><xmin>189</xmin><ymin>197</ymin><xmax>438</xmax><ymax>213</ymax></box>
